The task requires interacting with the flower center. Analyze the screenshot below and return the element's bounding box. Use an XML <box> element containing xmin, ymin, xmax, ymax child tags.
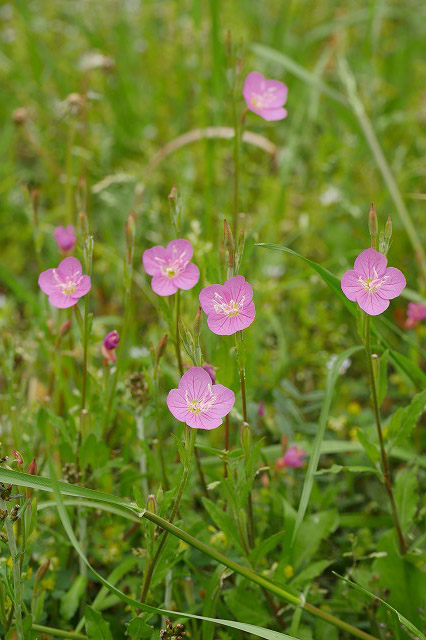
<box><xmin>358</xmin><ymin>270</ymin><xmax>389</xmax><ymax>293</ymax></box>
<box><xmin>213</xmin><ymin>292</ymin><xmax>244</xmax><ymax>317</ymax></box>
<box><xmin>185</xmin><ymin>385</ymin><xmax>216</xmax><ymax>414</ymax></box>
<box><xmin>155</xmin><ymin>249</ymin><xmax>189</xmax><ymax>280</ymax></box>
<box><xmin>250</xmin><ymin>92</ymin><xmax>265</xmax><ymax>109</ymax></box>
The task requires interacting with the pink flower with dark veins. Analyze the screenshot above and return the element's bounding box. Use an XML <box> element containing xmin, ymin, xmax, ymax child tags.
<box><xmin>405</xmin><ymin>302</ymin><xmax>426</xmax><ymax>329</ymax></box>
<box><xmin>199</xmin><ymin>276</ymin><xmax>256</xmax><ymax>335</ymax></box>
<box><xmin>243</xmin><ymin>71</ymin><xmax>288</xmax><ymax>121</ymax></box>
<box><xmin>142</xmin><ymin>239</ymin><xmax>200</xmax><ymax>296</ymax></box>
<box><xmin>167</xmin><ymin>367</ymin><xmax>235</xmax><ymax>430</ymax></box>
<box><xmin>341</xmin><ymin>248</ymin><xmax>406</xmax><ymax>316</ymax></box>
<box><xmin>38</xmin><ymin>257</ymin><xmax>91</xmax><ymax>308</ymax></box>
<box><xmin>54</xmin><ymin>225</ymin><xmax>76</xmax><ymax>253</ymax></box>
<box><xmin>276</xmin><ymin>445</ymin><xmax>307</xmax><ymax>470</ymax></box>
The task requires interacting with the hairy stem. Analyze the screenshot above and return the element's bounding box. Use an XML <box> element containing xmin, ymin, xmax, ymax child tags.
<box><xmin>363</xmin><ymin>314</ymin><xmax>406</xmax><ymax>554</ymax></box>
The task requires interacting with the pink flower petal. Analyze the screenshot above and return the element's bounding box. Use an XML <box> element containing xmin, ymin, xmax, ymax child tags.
<box><xmin>243</xmin><ymin>71</ymin><xmax>266</xmax><ymax>102</ymax></box>
<box><xmin>207</xmin><ymin>312</ymin><xmax>237</xmax><ymax>335</ymax></box>
<box><xmin>151</xmin><ymin>274</ymin><xmax>179</xmax><ymax>296</ymax></box>
<box><xmin>57</xmin><ymin>256</ymin><xmax>83</xmax><ymax>280</ymax></box>
<box><xmin>354</xmin><ymin>249</ymin><xmax>387</xmax><ymax>280</ymax></box>
<box><xmin>167</xmin><ymin>389</ymin><xmax>191</xmax><ymax>422</ymax></box>
<box><xmin>48</xmin><ymin>291</ymin><xmax>79</xmax><ymax>308</ymax></box>
<box><xmin>357</xmin><ymin>290</ymin><xmax>390</xmax><ymax>316</ymax></box>
<box><xmin>378</xmin><ymin>267</ymin><xmax>406</xmax><ymax>300</ymax></box>
<box><xmin>173</xmin><ymin>262</ymin><xmax>200</xmax><ymax>290</ymax></box>
<box><xmin>166</xmin><ymin>239</ymin><xmax>193</xmax><ymax>263</ymax></box>
<box><xmin>223</xmin><ymin>276</ymin><xmax>253</xmax><ymax>306</ymax></box>
<box><xmin>257</xmin><ymin>107</ymin><xmax>288</xmax><ymax>121</ymax></box>
<box><xmin>38</xmin><ymin>268</ymin><xmax>61</xmax><ymax>295</ymax></box>
<box><xmin>178</xmin><ymin>366</ymin><xmax>212</xmax><ymax>400</ymax></box>
<box><xmin>341</xmin><ymin>269</ymin><xmax>364</xmax><ymax>301</ymax></box>
<box><xmin>263</xmin><ymin>79</ymin><xmax>288</xmax><ymax>107</ymax></box>
<box><xmin>143</xmin><ymin>245</ymin><xmax>168</xmax><ymax>276</ymax></box>
<box><xmin>204</xmin><ymin>384</ymin><xmax>235</xmax><ymax>418</ymax></box>
<box><xmin>77</xmin><ymin>275</ymin><xmax>91</xmax><ymax>297</ymax></box>
<box><xmin>199</xmin><ymin>284</ymin><xmax>227</xmax><ymax>314</ymax></box>
<box><xmin>186</xmin><ymin>412</ymin><xmax>223</xmax><ymax>430</ymax></box>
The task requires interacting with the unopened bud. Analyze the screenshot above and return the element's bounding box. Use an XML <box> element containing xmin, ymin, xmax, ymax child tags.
<box><xmin>12</xmin><ymin>107</ymin><xmax>29</xmax><ymax>126</ymax></box>
<box><xmin>371</xmin><ymin>354</ymin><xmax>379</xmax><ymax>384</ymax></box>
<box><xmin>369</xmin><ymin>203</ymin><xmax>378</xmax><ymax>249</ymax></box>
<box><xmin>59</xmin><ymin>319</ymin><xmax>72</xmax><ymax>338</ymax></box>
<box><xmin>240</xmin><ymin>421</ymin><xmax>252</xmax><ymax>459</ymax></box>
<box><xmin>27</xmin><ymin>459</ymin><xmax>38</xmax><ymax>475</ymax></box>
<box><xmin>193</xmin><ymin>306</ymin><xmax>202</xmax><ymax>338</ymax></box>
<box><xmin>169</xmin><ymin>184</ymin><xmax>178</xmax><ymax>201</ymax></box>
<box><xmin>224</xmin><ymin>219</ymin><xmax>235</xmax><ymax>252</ymax></box>
<box><xmin>79</xmin><ymin>210</ymin><xmax>89</xmax><ymax>236</ymax></box>
<box><xmin>34</xmin><ymin>559</ymin><xmax>50</xmax><ymax>585</ymax></box>
<box><xmin>146</xmin><ymin>494</ymin><xmax>157</xmax><ymax>514</ymax></box>
<box><xmin>126</xmin><ymin>211</ymin><xmax>136</xmax><ymax>246</ymax></box>
<box><xmin>156</xmin><ymin>334</ymin><xmax>168</xmax><ymax>364</ymax></box>
<box><xmin>384</xmin><ymin>215</ymin><xmax>392</xmax><ymax>241</ymax></box>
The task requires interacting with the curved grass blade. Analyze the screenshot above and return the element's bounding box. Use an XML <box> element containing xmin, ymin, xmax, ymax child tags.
<box><xmin>2</xmin><ymin>468</ymin><xmax>378</xmax><ymax>640</ymax></box>
<box><xmin>334</xmin><ymin>573</ymin><xmax>426</xmax><ymax>640</ymax></box>
<box><xmin>290</xmin><ymin>345</ymin><xmax>364</xmax><ymax>544</ymax></box>
<box><xmin>46</xmin><ymin>461</ymin><xmax>301</xmax><ymax>640</ymax></box>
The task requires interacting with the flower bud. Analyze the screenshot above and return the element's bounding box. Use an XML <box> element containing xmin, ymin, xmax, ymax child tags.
<box><xmin>369</xmin><ymin>202</ymin><xmax>378</xmax><ymax>248</ymax></box>
<box><xmin>240</xmin><ymin>421</ymin><xmax>252</xmax><ymax>459</ymax></box>
<box><xmin>59</xmin><ymin>319</ymin><xmax>72</xmax><ymax>338</ymax></box>
<box><xmin>193</xmin><ymin>306</ymin><xmax>202</xmax><ymax>338</ymax></box>
<box><xmin>12</xmin><ymin>106</ymin><xmax>29</xmax><ymax>126</ymax></box>
<box><xmin>371</xmin><ymin>353</ymin><xmax>380</xmax><ymax>384</ymax></box>
<box><xmin>224</xmin><ymin>219</ymin><xmax>235</xmax><ymax>253</ymax></box>
<box><xmin>27</xmin><ymin>459</ymin><xmax>38</xmax><ymax>475</ymax></box>
<box><xmin>384</xmin><ymin>215</ymin><xmax>392</xmax><ymax>242</ymax></box>
<box><xmin>146</xmin><ymin>494</ymin><xmax>157</xmax><ymax>514</ymax></box>
<box><xmin>168</xmin><ymin>184</ymin><xmax>178</xmax><ymax>201</ymax></box>
<box><xmin>156</xmin><ymin>334</ymin><xmax>168</xmax><ymax>364</ymax></box>
<box><xmin>13</xmin><ymin>451</ymin><xmax>23</xmax><ymax>466</ymax></box>
<box><xmin>34</xmin><ymin>559</ymin><xmax>50</xmax><ymax>585</ymax></box>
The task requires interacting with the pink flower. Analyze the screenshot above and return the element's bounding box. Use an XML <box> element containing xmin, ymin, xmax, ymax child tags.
<box><xmin>167</xmin><ymin>366</ymin><xmax>235</xmax><ymax>430</ymax></box>
<box><xmin>102</xmin><ymin>330</ymin><xmax>120</xmax><ymax>362</ymax></box>
<box><xmin>142</xmin><ymin>239</ymin><xmax>200</xmax><ymax>297</ymax></box>
<box><xmin>243</xmin><ymin>71</ymin><xmax>288</xmax><ymax>121</ymax></box>
<box><xmin>13</xmin><ymin>450</ymin><xmax>23</xmax><ymax>465</ymax></box>
<box><xmin>341</xmin><ymin>248</ymin><xmax>406</xmax><ymax>316</ymax></box>
<box><xmin>54</xmin><ymin>225</ymin><xmax>76</xmax><ymax>253</ymax></box>
<box><xmin>199</xmin><ymin>276</ymin><xmax>256</xmax><ymax>335</ymax></box>
<box><xmin>405</xmin><ymin>302</ymin><xmax>426</xmax><ymax>329</ymax></box>
<box><xmin>276</xmin><ymin>445</ymin><xmax>306</xmax><ymax>470</ymax></box>
<box><xmin>38</xmin><ymin>257</ymin><xmax>91</xmax><ymax>308</ymax></box>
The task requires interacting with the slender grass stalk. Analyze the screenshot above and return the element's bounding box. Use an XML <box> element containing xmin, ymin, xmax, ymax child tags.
<box><xmin>32</xmin><ymin>624</ymin><xmax>87</xmax><ymax>639</ymax></box>
<box><xmin>140</xmin><ymin>426</ymin><xmax>196</xmax><ymax>602</ymax></box>
<box><xmin>231</xmin><ymin>91</ymin><xmax>241</xmax><ymax>240</ymax></box>
<box><xmin>175</xmin><ymin>290</ymin><xmax>184</xmax><ymax>376</ymax></box>
<box><xmin>65</xmin><ymin>121</ymin><xmax>76</xmax><ymax>225</ymax></box>
<box><xmin>235</xmin><ymin>332</ymin><xmax>255</xmax><ymax>546</ymax></box>
<box><xmin>363</xmin><ymin>314</ymin><xmax>407</xmax><ymax>554</ymax></box>
<box><xmin>0</xmin><ymin>498</ymin><xmax>24</xmax><ymax>640</ymax></box>
<box><xmin>153</xmin><ymin>367</ymin><xmax>169</xmax><ymax>490</ymax></box>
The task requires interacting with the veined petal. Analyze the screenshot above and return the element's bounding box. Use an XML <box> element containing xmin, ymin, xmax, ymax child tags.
<box><xmin>357</xmin><ymin>290</ymin><xmax>390</xmax><ymax>316</ymax></box>
<box><xmin>341</xmin><ymin>269</ymin><xmax>364</xmax><ymax>301</ymax></box>
<box><xmin>143</xmin><ymin>245</ymin><xmax>168</xmax><ymax>276</ymax></box>
<box><xmin>151</xmin><ymin>274</ymin><xmax>178</xmax><ymax>296</ymax></box>
<box><xmin>173</xmin><ymin>262</ymin><xmax>200</xmax><ymax>290</ymax></box>
<box><xmin>379</xmin><ymin>267</ymin><xmax>406</xmax><ymax>300</ymax></box>
<box><xmin>354</xmin><ymin>249</ymin><xmax>387</xmax><ymax>279</ymax></box>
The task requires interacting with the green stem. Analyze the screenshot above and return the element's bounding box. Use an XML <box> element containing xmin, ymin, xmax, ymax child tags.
<box><xmin>175</xmin><ymin>290</ymin><xmax>184</xmax><ymax>376</ymax></box>
<box><xmin>140</xmin><ymin>427</ymin><xmax>196</xmax><ymax>602</ymax></box>
<box><xmin>65</xmin><ymin>121</ymin><xmax>76</xmax><ymax>225</ymax></box>
<box><xmin>81</xmin><ymin>298</ymin><xmax>89</xmax><ymax>412</ymax></box>
<box><xmin>363</xmin><ymin>314</ymin><xmax>407</xmax><ymax>554</ymax></box>
<box><xmin>154</xmin><ymin>370</ymin><xmax>169</xmax><ymax>490</ymax></box>
<box><xmin>231</xmin><ymin>88</ymin><xmax>241</xmax><ymax>240</ymax></box>
<box><xmin>143</xmin><ymin>510</ymin><xmax>378</xmax><ymax>640</ymax></box>
<box><xmin>0</xmin><ymin>498</ymin><xmax>24</xmax><ymax>640</ymax></box>
<box><xmin>32</xmin><ymin>624</ymin><xmax>87</xmax><ymax>639</ymax></box>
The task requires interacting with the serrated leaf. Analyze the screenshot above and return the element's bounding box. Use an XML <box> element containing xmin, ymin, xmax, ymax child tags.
<box><xmin>388</xmin><ymin>389</ymin><xmax>426</xmax><ymax>450</ymax></box>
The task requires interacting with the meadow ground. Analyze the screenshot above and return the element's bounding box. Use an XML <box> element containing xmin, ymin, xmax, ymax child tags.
<box><xmin>0</xmin><ymin>1</ymin><xmax>425</xmax><ymax>639</ymax></box>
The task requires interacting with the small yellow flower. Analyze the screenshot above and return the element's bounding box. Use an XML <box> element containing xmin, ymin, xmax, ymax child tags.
<box><xmin>178</xmin><ymin>540</ymin><xmax>189</xmax><ymax>552</ymax></box>
<box><xmin>209</xmin><ymin>531</ymin><xmax>227</xmax><ymax>548</ymax></box>
<box><xmin>284</xmin><ymin>564</ymin><xmax>294</xmax><ymax>579</ymax></box>
<box><xmin>347</xmin><ymin>401</ymin><xmax>362</xmax><ymax>416</ymax></box>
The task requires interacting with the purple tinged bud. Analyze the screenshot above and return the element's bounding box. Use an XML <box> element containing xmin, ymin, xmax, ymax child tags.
<box><xmin>193</xmin><ymin>306</ymin><xmax>203</xmax><ymax>338</ymax></box>
<box><xmin>384</xmin><ymin>215</ymin><xmax>392</xmax><ymax>242</ymax></box>
<box><xmin>258</xmin><ymin>401</ymin><xmax>265</xmax><ymax>417</ymax></box>
<box><xmin>146</xmin><ymin>494</ymin><xmax>157</xmax><ymax>514</ymax></box>
<box><xmin>54</xmin><ymin>225</ymin><xmax>76</xmax><ymax>253</ymax></box>
<box><xmin>103</xmin><ymin>330</ymin><xmax>120</xmax><ymax>351</ymax></box>
<box><xmin>202</xmin><ymin>364</ymin><xmax>216</xmax><ymax>385</ymax></box>
<box><xmin>156</xmin><ymin>334</ymin><xmax>168</xmax><ymax>364</ymax></box>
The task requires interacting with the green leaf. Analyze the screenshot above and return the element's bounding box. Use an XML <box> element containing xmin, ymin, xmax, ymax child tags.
<box><xmin>127</xmin><ymin>618</ymin><xmax>154</xmax><ymax>639</ymax></box>
<box><xmin>335</xmin><ymin>573</ymin><xmax>426</xmax><ymax>640</ymax></box>
<box><xmin>290</xmin><ymin>560</ymin><xmax>332</xmax><ymax>590</ymax></box>
<box><xmin>315</xmin><ymin>464</ymin><xmax>378</xmax><ymax>476</ymax></box>
<box><xmin>201</xmin><ymin>497</ymin><xmax>244</xmax><ymax>553</ymax></box>
<box><xmin>249</xmin><ymin>531</ymin><xmax>286</xmax><ymax>567</ymax></box>
<box><xmin>85</xmin><ymin>606</ymin><xmax>113</xmax><ymax>640</ymax></box>
<box><xmin>394</xmin><ymin>468</ymin><xmax>419</xmax><ymax>531</ymax></box>
<box><xmin>60</xmin><ymin>575</ymin><xmax>88</xmax><ymax>621</ymax></box>
<box><xmin>289</xmin><ymin>345</ymin><xmax>363</xmax><ymax>544</ymax></box>
<box><xmin>388</xmin><ymin>389</ymin><xmax>426</xmax><ymax>450</ymax></box>
<box><xmin>292</xmin><ymin>510</ymin><xmax>339</xmax><ymax>569</ymax></box>
<box><xmin>356</xmin><ymin>430</ymin><xmax>380</xmax><ymax>465</ymax></box>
